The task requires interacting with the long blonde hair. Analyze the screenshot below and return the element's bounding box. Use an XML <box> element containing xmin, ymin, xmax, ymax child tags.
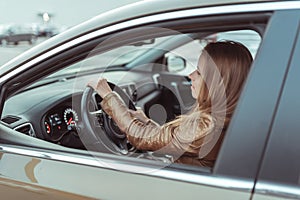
<box><xmin>197</xmin><ymin>41</ymin><xmax>253</xmax><ymax>125</ymax></box>
<box><xmin>169</xmin><ymin>41</ymin><xmax>253</xmax><ymax>129</ymax></box>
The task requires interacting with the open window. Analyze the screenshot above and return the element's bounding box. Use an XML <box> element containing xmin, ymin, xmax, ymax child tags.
<box><xmin>0</xmin><ymin>12</ymin><xmax>267</xmax><ymax>173</ymax></box>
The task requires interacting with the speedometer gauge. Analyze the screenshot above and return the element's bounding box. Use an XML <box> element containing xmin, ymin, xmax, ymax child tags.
<box><xmin>63</xmin><ymin>108</ymin><xmax>79</xmax><ymax>126</ymax></box>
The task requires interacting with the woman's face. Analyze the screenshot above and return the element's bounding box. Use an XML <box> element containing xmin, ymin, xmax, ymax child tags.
<box><xmin>189</xmin><ymin>54</ymin><xmax>205</xmax><ymax>99</ymax></box>
<box><xmin>188</xmin><ymin>69</ymin><xmax>201</xmax><ymax>99</ymax></box>
<box><xmin>188</xmin><ymin>56</ymin><xmax>204</xmax><ymax>99</ymax></box>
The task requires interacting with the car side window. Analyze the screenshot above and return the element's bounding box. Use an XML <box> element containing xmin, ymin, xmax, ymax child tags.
<box><xmin>165</xmin><ymin>30</ymin><xmax>261</xmax><ymax>76</ymax></box>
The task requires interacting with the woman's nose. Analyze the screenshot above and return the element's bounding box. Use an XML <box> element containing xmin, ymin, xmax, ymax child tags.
<box><xmin>188</xmin><ymin>70</ymin><xmax>196</xmax><ymax>79</ymax></box>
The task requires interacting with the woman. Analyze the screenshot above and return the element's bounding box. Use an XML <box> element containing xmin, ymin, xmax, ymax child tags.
<box><xmin>90</xmin><ymin>41</ymin><xmax>253</xmax><ymax>167</ymax></box>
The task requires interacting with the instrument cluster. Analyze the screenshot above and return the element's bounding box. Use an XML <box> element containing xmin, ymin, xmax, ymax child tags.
<box><xmin>43</xmin><ymin>104</ymin><xmax>80</xmax><ymax>143</ymax></box>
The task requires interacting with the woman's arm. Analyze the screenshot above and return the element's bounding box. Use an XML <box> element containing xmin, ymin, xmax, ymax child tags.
<box><xmin>100</xmin><ymin>92</ymin><xmax>167</xmax><ymax>151</ymax></box>
<box><xmin>100</xmin><ymin>92</ymin><xmax>214</xmax><ymax>155</ymax></box>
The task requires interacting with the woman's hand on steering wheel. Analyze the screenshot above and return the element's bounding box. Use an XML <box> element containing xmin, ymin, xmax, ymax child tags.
<box><xmin>81</xmin><ymin>79</ymin><xmax>137</xmax><ymax>155</ymax></box>
<box><xmin>89</xmin><ymin>78</ymin><xmax>112</xmax><ymax>99</ymax></box>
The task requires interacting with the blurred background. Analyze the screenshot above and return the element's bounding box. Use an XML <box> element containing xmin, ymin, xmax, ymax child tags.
<box><xmin>0</xmin><ymin>0</ymin><xmax>140</xmax><ymax>66</ymax></box>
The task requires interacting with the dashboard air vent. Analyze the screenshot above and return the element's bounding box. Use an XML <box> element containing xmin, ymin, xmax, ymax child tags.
<box><xmin>14</xmin><ymin>123</ymin><xmax>36</xmax><ymax>137</ymax></box>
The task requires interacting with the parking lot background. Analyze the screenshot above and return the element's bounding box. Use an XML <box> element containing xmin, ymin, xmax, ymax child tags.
<box><xmin>0</xmin><ymin>0</ymin><xmax>140</xmax><ymax>66</ymax></box>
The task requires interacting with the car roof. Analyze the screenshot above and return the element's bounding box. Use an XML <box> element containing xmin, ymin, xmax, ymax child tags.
<box><xmin>0</xmin><ymin>0</ymin><xmax>279</xmax><ymax>72</ymax></box>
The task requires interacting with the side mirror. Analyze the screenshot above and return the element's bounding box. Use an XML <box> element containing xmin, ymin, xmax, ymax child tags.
<box><xmin>166</xmin><ymin>55</ymin><xmax>186</xmax><ymax>72</ymax></box>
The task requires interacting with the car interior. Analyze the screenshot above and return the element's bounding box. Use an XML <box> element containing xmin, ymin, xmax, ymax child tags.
<box><xmin>0</xmin><ymin>15</ymin><xmax>265</xmax><ymax>169</ymax></box>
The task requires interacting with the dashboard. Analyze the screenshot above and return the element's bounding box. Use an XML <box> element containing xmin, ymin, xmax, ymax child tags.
<box><xmin>1</xmin><ymin>69</ymin><xmax>193</xmax><ymax>150</ymax></box>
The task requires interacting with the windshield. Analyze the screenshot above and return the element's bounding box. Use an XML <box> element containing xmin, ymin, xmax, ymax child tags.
<box><xmin>47</xmin><ymin>37</ymin><xmax>170</xmax><ymax>78</ymax></box>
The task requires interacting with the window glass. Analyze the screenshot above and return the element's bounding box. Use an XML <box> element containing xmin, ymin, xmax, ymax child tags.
<box><xmin>166</xmin><ymin>30</ymin><xmax>261</xmax><ymax>76</ymax></box>
<box><xmin>47</xmin><ymin>36</ymin><xmax>171</xmax><ymax>78</ymax></box>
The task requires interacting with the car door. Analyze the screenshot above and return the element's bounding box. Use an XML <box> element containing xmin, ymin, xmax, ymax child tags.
<box><xmin>252</xmin><ymin>9</ymin><xmax>300</xmax><ymax>200</ymax></box>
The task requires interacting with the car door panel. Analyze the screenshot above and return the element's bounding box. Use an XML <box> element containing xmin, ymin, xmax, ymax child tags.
<box><xmin>0</xmin><ymin>176</ymin><xmax>91</xmax><ymax>200</ymax></box>
<box><xmin>0</xmin><ymin>145</ymin><xmax>253</xmax><ymax>200</ymax></box>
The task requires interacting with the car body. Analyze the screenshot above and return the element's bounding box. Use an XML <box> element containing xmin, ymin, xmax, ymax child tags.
<box><xmin>0</xmin><ymin>0</ymin><xmax>300</xmax><ymax>199</ymax></box>
<box><xmin>0</xmin><ymin>24</ymin><xmax>37</xmax><ymax>46</ymax></box>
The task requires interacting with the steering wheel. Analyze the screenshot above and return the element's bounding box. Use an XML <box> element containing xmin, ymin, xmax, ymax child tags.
<box><xmin>78</xmin><ymin>82</ymin><xmax>136</xmax><ymax>155</ymax></box>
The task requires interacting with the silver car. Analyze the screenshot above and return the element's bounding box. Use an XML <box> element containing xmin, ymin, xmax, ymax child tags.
<box><xmin>0</xmin><ymin>0</ymin><xmax>299</xmax><ymax>199</ymax></box>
